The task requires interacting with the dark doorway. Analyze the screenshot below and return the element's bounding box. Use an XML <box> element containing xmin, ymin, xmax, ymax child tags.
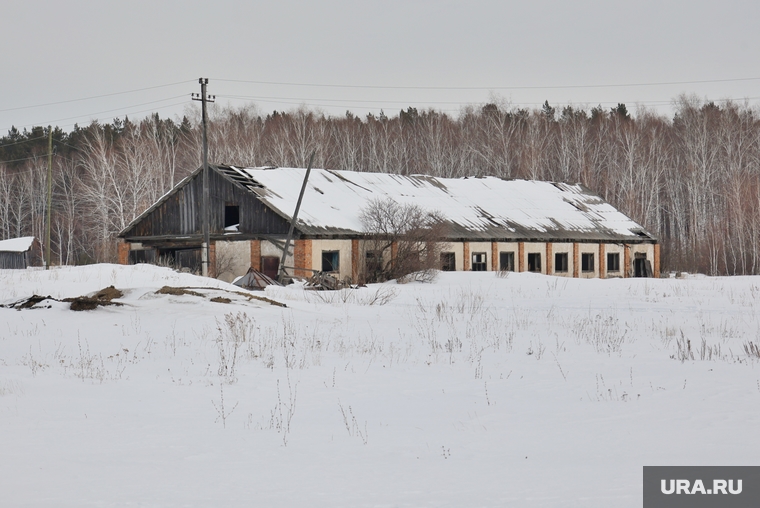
<box><xmin>261</xmin><ymin>256</ymin><xmax>280</xmax><ymax>280</ymax></box>
<box><xmin>157</xmin><ymin>248</ymin><xmax>201</xmax><ymax>273</ymax></box>
<box><xmin>634</xmin><ymin>253</ymin><xmax>647</xmax><ymax>277</ymax></box>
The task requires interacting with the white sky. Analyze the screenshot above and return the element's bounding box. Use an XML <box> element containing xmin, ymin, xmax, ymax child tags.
<box><xmin>3</xmin><ymin>0</ymin><xmax>760</xmax><ymax>133</ymax></box>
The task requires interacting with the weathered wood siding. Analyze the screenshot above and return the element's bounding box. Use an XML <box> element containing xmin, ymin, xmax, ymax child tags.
<box><xmin>128</xmin><ymin>168</ymin><xmax>291</xmax><ymax>238</ymax></box>
<box><xmin>0</xmin><ymin>251</ymin><xmax>27</xmax><ymax>269</ymax></box>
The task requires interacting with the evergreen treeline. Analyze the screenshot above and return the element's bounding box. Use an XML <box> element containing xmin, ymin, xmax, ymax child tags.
<box><xmin>1</xmin><ymin>95</ymin><xmax>758</xmax><ymax>275</ymax></box>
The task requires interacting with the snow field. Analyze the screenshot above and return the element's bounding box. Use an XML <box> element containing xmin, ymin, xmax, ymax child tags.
<box><xmin>1</xmin><ymin>265</ymin><xmax>759</xmax><ymax>507</ymax></box>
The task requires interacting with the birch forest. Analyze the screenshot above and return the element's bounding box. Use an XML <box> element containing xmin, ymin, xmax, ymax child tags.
<box><xmin>1</xmin><ymin>94</ymin><xmax>759</xmax><ymax>275</ymax></box>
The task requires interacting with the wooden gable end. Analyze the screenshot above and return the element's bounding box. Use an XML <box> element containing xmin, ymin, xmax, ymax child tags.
<box><xmin>126</xmin><ymin>168</ymin><xmax>291</xmax><ymax>239</ymax></box>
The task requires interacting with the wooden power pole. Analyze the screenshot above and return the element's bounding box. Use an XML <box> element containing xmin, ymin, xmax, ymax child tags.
<box><xmin>45</xmin><ymin>126</ymin><xmax>52</xmax><ymax>270</ymax></box>
<box><xmin>192</xmin><ymin>78</ymin><xmax>215</xmax><ymax>277</ymax></box>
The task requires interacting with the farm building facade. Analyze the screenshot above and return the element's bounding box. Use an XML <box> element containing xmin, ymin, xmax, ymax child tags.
<box><xmin>117</xmin><ymin>165</ymin><xmax>659</xmax><ymax>282</ymax></box>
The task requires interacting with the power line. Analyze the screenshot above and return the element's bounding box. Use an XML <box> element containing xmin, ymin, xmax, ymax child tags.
<box><xmin>0</xmin><ymin>80</ymin><xmax>195</xmax><ymax>113</ymax></box>
<box><xmin>0</xmin><ymin>134</ymin><xmax>49</xmax><ymax>147</ymax></box>
<box><xmin>0</xmin><ymin>96</ymin><xmax>189</xmax><ymax>133</ymax></box>
<box><xmin>213</xmin><ymin>76</ymin><xmax>760</xmax><ymax>91</ymax></box>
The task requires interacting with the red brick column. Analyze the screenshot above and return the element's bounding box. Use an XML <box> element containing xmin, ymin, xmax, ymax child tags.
<box><xmin>654</xmin><ymin>244</ymin><xmax>661</xmax><ymax>278</ymax></box>
<box><xmin>624</xmin><ymin>244</ymin><xmax>631</xmax><ymax>278</ymax></box>
<box><xmin>546</xmin><ymin>243</ymin><xmax>553</xmax><ymax>275</ymax></box>
<box><xmin>573</xmin><ymin>243</ymin><xmax>580</xmax><ymax>278</ymax></box>
<box><xmin>518</xmin><ymin>242</ymin><xmax>525</xmax><ymax>272</ymax></box>
<box><xmin>250</xmin><ymin>240</ymin><xmax>261</xmax><ymax>271</ymax></box>
<box><xmin>294</xmin><ymin>239</ymin><xmax>312</xmax><ymax>278</ymax></box>
<box><xmin>491</xmin><ymin>242</ymin><xmax>498</xmax><ymax>271</ymax></box>
<box><xmin>463</xmin><ymin>242</ymin><xmax>470</xmax><ymax>271</ymax></box>
<box><xmin>209</xmin><ymin>242</ymin><xmax>217</xmax><ymax>278</ymax></box>
<box><xmin>599</xmin><ymin>243</ymin><xmax>606</xmax><ymax>279</ymax></box>
<box><xmin>117</xmin><ymin>241</ymin><xmax>130</xmax><ymax>265</ymax></box>
<box><xmin>351</xmin><ymin>239</ymin><xmax>360</xmax><ymax>282</ymax></box>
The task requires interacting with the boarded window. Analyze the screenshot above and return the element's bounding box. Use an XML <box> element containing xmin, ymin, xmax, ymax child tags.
<box><xmin>471</xmin><ymin>252</ymin><xmax>487</xmax><ymax>271</ymax></box>
<box><xmin>527</xmin><ymin>253</ymin><xmax>541</xmax><ymax>272</ymax></box>
<box><xmin>440</xmin><ymin>252</ymin><xmax>456</xmax><ymax>271</ymax></box>
<box><xmin>582</xmin><ymin>253</ymin><xmax>594</xmax><ymax>272</ymax></box>
<box><xmin>499</xmin><ymin>251</ymin><xmax>515</xmax><ymax>272</ymax></box>
<box><xmin>224</xmin><ymin>205</ymin><xmax>240</xmax><ymax>228</ymax></box>
<box><xmin>607</xmin><ymin>252</ymin><xmax>620</xmax><ymax>272</ymax></box>
<box><xmin>554</xmin><ymin>252</ymin><xmax>568</xmax><ymax>273</ymax></box>
<box><xmin>322</xmin><ymin>251</ymin><xmax>339</xmax><ymax>272</ymax></box>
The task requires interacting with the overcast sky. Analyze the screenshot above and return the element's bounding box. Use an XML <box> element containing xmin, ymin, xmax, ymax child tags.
<box><xmin>3</xmin><ymin>0</ymin><xmax>759</xmax><ymax>133</ymax></box>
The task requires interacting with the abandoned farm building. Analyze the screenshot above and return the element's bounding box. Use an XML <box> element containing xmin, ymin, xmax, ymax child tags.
<box><xmin>117</xmin><ymin>165</ymin><xmax>659</xmax><ymax>282</ymax></box>
<box><xmin>0</xmin><ymin>236</ymin><xmax>42</xmax><ymax>269</ymax></box>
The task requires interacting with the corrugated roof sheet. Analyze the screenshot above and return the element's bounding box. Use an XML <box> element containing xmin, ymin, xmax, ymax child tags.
<box><xmin>228</xmin><ymin>166</ymin><xmax>654</xmax><ymax>242</ymax></box>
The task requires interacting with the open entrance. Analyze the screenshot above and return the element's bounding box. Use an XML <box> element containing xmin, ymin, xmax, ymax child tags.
<box><xmin>261</xmin><ymin>256</ymin><xmax>280</xmax><ymax>280</ymax></box>
<box><xmin>157</xmin><ymin>248</ymin><xmax>201</xmax><ymax>273</ymax></box>
<box><xmin>634</xmin><ymin>253</ymin><xmax>652</xmax><ymax>278</ymax></box>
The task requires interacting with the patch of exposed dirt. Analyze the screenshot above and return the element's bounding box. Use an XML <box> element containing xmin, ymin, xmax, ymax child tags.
<box><xmin>63</xmin><ymin>296</ymin><xmax>123</xmax><ymax>311</ymax></box>
<box><xmin>1</xmin><ymin>295</ymin><xmax>56</xmax><ymax>310</ymax></box>
<box><xmin>156</xmin><ymin>286</ymin><xmax>203</xmax><ymax>297</ymax></box>
<box><xmin>210</xmin><ymin>297</ymin><xmax>231</xmax><ymax>304</ymax></box>
<box><xmin>93</xmin><ymin>286</ymin><xmax>123</xmax><ymax>301</ymax></box>
<box><xmin>154</xmin><ymin>286</ymin><xmax>287</xmax><ymax>307</ymax></box>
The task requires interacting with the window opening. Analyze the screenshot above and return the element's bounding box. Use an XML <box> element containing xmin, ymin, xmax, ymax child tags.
<box><xmin>471</xmin><ymin>252</ymin><xmax>487</xmax><ymax>271</ymax></box>
<box><xmin>607</xmin><ymin>252</ymin><xmax>620</xmax><ymax>272</ymax></box>
<box><xmin>440</xmin><ymin>252</ymin><xmax>456</xmax><ymax>271</ymax></box>
<box><xmin>581</xmin><ymin>253</ymin><xmax>595</xmax><ymax>272</ymax></box>
<box><xmin>499</xmin><ymin>251</ymin><xmax>514</xmax><ymax>272</ymax></box>
<box><xmin>322</xmin><ymin>251</ymin><xmax>340</xmax><ymax>272</ymax></box>
<box><xmin>554</xmin><ymin>252</ymin><xmax>568</xmax><ymax>273</ymax></box>
<box><xmin>365</xmin><ymin>251</ymin><xmax>383</xmax><ymax>281</ymax></box>
<box><xmin>224</xmin><ymin>205</ymin><xmax>240</xmax><ymax>229</ymax></box>
<box><xmin>527</xmin><ymin>253</ymin><xmax>541</xmax><ymax>272</ymax></box>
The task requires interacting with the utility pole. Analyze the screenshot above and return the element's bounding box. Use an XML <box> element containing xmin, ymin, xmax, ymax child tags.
<box><xmin>192</xmin><ymin>78</ymin><xmax>215</xmax><ymax>277</ymax></box>
<box><xmin>45</xmin><ymin>126</ymin><xmax>52</xmax><ymax>270</ymax></box>
<box><xmin>277</xmin><ymin>151</ymin><xmax>315</xmax><ymax>283</ymax></box>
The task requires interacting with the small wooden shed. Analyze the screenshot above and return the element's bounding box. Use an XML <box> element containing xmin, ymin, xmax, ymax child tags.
<box><xmin>0</xmin><ymin>237</ymin><xmax>43</xmax><ymax>269</ymax></box>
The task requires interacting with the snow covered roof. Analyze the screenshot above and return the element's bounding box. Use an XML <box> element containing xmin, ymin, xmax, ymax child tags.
<box><xmin>0</xmin><ymin>236</ymin><xmax>36</xmax><ymax>253</ymax></box>
<box><xmin>219</xmin><ymin>166</ymin><xmax>654</xmax><ymax>242</ymax></box>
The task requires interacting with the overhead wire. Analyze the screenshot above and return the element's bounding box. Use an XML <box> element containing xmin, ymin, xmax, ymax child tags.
<box><xmin>213</xmin><ymin>76</ymin><xmax>760</xmax><ymax>91</ymax></box>
<box><xmin>0</xmin><ymin>79</ymin><xmax>195</xmax><ymax>113</ymax></box>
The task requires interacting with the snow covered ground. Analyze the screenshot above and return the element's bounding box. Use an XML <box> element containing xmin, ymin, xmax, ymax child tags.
<box><xmin>1</xmin><ymin>264</ymin><xmax>759</xmax><ymax>507</ymax></box>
